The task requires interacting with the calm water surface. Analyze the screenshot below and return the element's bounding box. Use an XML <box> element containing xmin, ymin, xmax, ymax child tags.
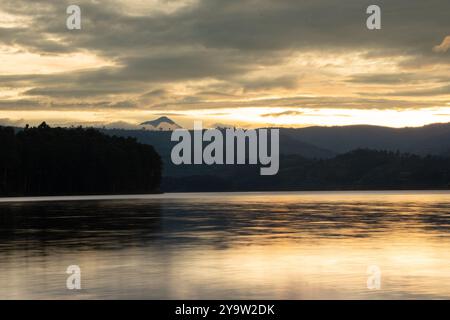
<box><xmin>0</xmin><ymin>191</ymin><xmax>450</xmax><ymax>299</ymax></box>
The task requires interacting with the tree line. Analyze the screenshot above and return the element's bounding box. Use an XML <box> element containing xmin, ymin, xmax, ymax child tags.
<box><xmin>0</xmin><ymin>123</ymin><xmax>162</xmax><ymax>196</ymax></box>
<box><xmin>162</xmin><ymin>149</ymin><xmax>450</xmax><ymax>192</ymax></box>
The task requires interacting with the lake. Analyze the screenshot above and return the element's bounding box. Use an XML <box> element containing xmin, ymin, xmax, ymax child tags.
<box><xmin>0</xmin><ymin>191</ymin><xmax>450</xmax><ymax>299</ymax></box>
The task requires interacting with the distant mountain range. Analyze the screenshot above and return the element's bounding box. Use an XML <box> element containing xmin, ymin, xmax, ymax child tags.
<box><xmin>280</xmin><ymin>123</ymin><xmax>450</xmax><ymax>156</ymax></box>
<box><xmin>86</xmin><ymin>117</ymin><xmax>450</xmax><ymax>156</ymax></box>
<box><xmin>104</xmin><ymin>122</ymin><xmax>450</xmax><ymax>160</ymax></box>
<box><xmin>99</xmin><ymin>121</ymin><xmax>450</xmax><ymax>190</ymax></box>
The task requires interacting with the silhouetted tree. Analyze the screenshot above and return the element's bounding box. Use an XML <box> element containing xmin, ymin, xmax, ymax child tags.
<box><xmin>0</xmin><ymin>123</ymin><xmax>162</xmax><ymax>196</ymax></box>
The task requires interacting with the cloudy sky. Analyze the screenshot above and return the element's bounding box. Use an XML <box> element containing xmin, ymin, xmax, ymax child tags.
<box><xmin>1</xmin><ymin>0</ymin><xmax>450</xmax><ymax>128</ymax></box>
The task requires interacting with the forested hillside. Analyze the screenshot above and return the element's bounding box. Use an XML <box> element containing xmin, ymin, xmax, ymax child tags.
<box><xmin>162</xmin><ymin>149</ymin><xmax>450</xmax><ymax>192</ymax></box>
<box><xmin>0</xmin><ymin>123</ymin><xmax>162</xmax><ymax>196</ymax></box>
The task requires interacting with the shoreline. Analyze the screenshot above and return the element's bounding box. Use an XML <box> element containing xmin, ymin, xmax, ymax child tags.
<box><xmin>1</xmin><ymin>189</ymin><xmax>450</xmax><ymax>203</ymax></box>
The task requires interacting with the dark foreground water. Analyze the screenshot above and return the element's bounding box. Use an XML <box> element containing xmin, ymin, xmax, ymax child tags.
<box><xmin>0</xmin><ymin>191</ymin><xmax>450</xmax><ymax>299</ymax></box>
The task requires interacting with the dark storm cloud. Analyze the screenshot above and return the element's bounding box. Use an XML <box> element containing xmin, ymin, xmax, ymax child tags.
<box><xmin>348</xmin><ymin>73</ymin><xmax>450</xmax><ymax>85</ymax></box>
<box><xmin>18</xmin><ymin>50</ymin><xmax>267</xmax><ymax>98</ymax></box>
<box><xmin>0</xmin><ymin>27</ymin><xmax>70</xmax><ymax>53</ymax></box>
<box><xmin>24</xmin><ymin>86</ymin><xmax>131</xmax><ymax>98</ymax></box>
<box><xmin>1</xmin><ymin>0</ymin><xmax>450</xmax><ymax>109</ymax></box>
<box><xmin>385</xmin><ymin>85</ymin><xmax>450</xmax><ymax>97</ymax></box>
<box><xmin>240</xmin><ymin>75</ymin><xmax>300</xmax><ymax>91</ymax></box>
<box><xmin>145</xmin><ymin>94</ymin><xmax>438</xmax><ymax>111</ymax></box>
<box><xmin>348</xmin><ymin>73</ymin><xmax>422</xmax><ymax>85</ymax></box>
<box><xmin>0</xmin><ymin>99</ymin><xmax>46</xmax><ymax>110</ymax></box>
<box><xmin>3</xmin><ymin>0</ymin><xmax>450</xmax><ymax>60</ymax></box>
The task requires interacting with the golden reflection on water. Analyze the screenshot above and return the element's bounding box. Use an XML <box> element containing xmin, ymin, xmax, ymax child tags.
<box><xmin>0</xmin><ymin>191</ymin><xmax>450</xmax><ymax>299</ymax></box>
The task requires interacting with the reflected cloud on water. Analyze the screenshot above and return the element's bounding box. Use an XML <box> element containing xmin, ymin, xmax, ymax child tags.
<box><xmin>0</xmin><ymin>191</ymin><xmax>450</xmax><ymax>299</ymax></box>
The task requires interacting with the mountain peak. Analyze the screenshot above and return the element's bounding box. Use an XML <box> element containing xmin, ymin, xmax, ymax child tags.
<box><xmin>140</xmin><ymin>116</ymin><xmax>181</xmax><ymax>131</ymax></box>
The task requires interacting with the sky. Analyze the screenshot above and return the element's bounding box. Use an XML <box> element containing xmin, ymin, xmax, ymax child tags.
<box><xmin>0</xmin><ymin>0</ymin><xmax>450</xmax><ymax>129</ymax></box>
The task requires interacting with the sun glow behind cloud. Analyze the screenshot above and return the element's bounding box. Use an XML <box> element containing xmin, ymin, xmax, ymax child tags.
<box><xmin>4</xmin><ymin>107</ymin><xmax>450</xmax><ymax>129</ymax></box>
<box><xmin>0</xmin><ymin>0</ymin><xmax>450</xmax><ymax>128</ymax></box>
<box><xmin>0</xmin><ymin>47</ymin><xmax>115</xmax><ymax>75</ymax></box>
